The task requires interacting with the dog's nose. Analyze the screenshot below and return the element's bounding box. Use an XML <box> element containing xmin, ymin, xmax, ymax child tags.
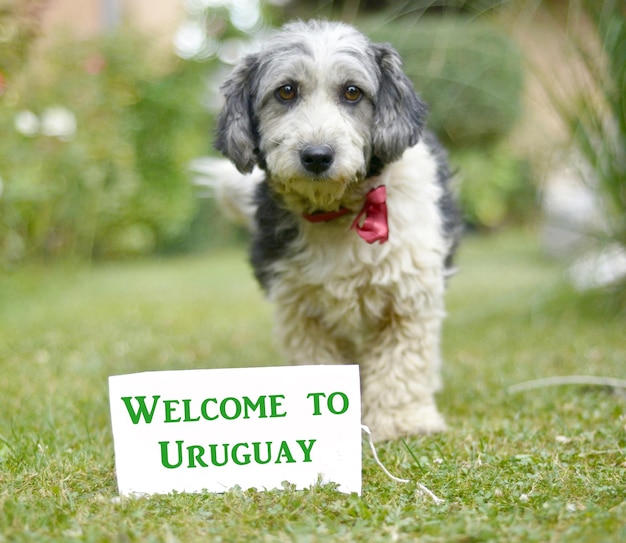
<box><xmin>300</xmin><ymin>145</ymin><xmax>334</xmax><ymax>174</ymax></box>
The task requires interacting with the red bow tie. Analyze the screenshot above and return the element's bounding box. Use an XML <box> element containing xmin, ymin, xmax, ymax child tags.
<box><xmin>302</xmin><ymin>185</ymin><xmax>389</xmax><ymax>244</ymax></box>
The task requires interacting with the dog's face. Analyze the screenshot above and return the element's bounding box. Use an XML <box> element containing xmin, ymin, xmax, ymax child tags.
<box><xmin>215</xmin><ymin>21</ymin><xmax>427</xmax><ymax>211</ymax></box>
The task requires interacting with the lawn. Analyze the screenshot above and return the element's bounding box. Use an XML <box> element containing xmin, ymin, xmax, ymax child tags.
<box><xmin>1</xmin><ymin>230</ymin><xmax>625</xmax><ymax>542</ymax></box>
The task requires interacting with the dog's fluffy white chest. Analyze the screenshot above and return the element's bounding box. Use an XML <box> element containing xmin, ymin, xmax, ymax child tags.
<box><xmin>268</xmin><ymin>143</ymin><xmax>448</xmax><ymax>338</ymax></box>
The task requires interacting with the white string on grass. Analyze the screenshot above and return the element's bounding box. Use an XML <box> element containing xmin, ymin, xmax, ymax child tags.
<box><xmin>507</xmin><ymin>375</ymin><xmax>626</xmax><ymax>394</ymax></box>
<box><xmin>361</xmin><ymin>425</ymin><xmax>444</xmax><ymax>504</ymax></box>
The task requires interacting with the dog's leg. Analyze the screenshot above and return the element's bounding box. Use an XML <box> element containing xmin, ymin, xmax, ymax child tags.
<box><xmin>271</xmin><ymin>289</ymin><xmax>353</xmax><ymax>367</ymax></box>
<box><xmin>359</xmin><ymin>279</ymin><xmax>447</xmax><ymax>441</ymax></box>
<box><xmin>275</xmin><ymin>312</ymin><xmax>352</xmax><ymax>367</ymax></box>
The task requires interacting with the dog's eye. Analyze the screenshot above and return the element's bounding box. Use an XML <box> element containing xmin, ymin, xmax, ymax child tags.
<box><xmin>343</xmin><ymin>85</ymin><xmax>362</xmax><ymax>103</ymax></box>
<box><xmin>276</xmin><ymin>84</ymin><xmax>297</xmax><ymax>102</ymax></box>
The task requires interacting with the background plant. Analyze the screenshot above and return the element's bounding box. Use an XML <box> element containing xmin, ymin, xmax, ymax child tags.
<box><xmin>0</xmin><ymin>25</ymin><xmax>214</xmax><ymax>263</ymax></box>
<box><xmin>496</xmin><ymin>0</ymin><xmax>626</xmax><ymax>297</ymax></box>
<box><xmin>560</xmin><ymin>0</ymin><xmax>624</xmax><ymax>249</ymax></box>
<box><xmin>0</xmin><ymin>0</ymin><xmax>45</xmax><ymax>80</ymax></box>
<box><xmin>361</xmin><ymin>13</ymin><xmax>531</xmax><ymax>229</ymax></box>
<box><xmin>553</xmin><ymin>0</ymin><xmax>625</xmax><ymax>249</ymax></box>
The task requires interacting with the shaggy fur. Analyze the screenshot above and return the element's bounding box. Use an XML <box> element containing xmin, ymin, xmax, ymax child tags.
<box><xmin>208</xmin><ymin>20</ymin><xmax>462</xmax><ymax>441</ymax></box>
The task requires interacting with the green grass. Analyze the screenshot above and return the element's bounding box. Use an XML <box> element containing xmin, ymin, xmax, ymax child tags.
<box><xmin>1</xmin><ymin>230</ymin><xmax>625</xmax><ymax>542</ymax></box>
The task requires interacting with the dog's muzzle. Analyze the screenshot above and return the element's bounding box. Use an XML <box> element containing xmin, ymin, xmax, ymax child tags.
<box><xmin>299</xmin><ymin>144</ymin><xmax>334</xmax><ymax>175</ymax></box>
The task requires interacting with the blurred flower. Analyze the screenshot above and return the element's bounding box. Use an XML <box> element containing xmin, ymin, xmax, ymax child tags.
<box><xmin>174</xmin><ymin>20</ymin><xmax>213</xmax><ymax>60</ymax></box>
<box><xmin>218</xmin><ymin>38</ymin><xmax>246</xmax><ymax>64</ymax></box>
<box><xmin>14</xmin><ymin>110</ymin><xmax>40</xmax><ymax>137</ymax></box>
<box><xmin>41</xmin><ymin>106</ymin><xmax>77</xmax><ymax>140</ymax></box>
<box><xmin>0</xmin><ymin>71</ymin><xmax>6</xmax><ymax>96</ymax></box>
<box><xmin>84</xmin><ymin>54</ymin><xmax>107</xmax><ymax>75</ymax></box>
<box><xmin>210</xmin><ymin>0</ymin><xmax>262</xmax><ymax>33</ymax></box>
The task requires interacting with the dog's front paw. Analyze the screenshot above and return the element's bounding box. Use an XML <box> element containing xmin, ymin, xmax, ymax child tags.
<box><xmin>363</xmin><ymin>404</ymin><xmax>446</xmax><ymax>442</ymax></box>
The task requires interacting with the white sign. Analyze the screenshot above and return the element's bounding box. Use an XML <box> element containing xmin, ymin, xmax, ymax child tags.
<box><xmin>109</xmin><ymin>365</ymin><xmax>362</xmax><ymax>496</ymax></box>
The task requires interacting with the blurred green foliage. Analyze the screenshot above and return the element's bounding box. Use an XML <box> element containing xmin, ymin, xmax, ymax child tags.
<box><xmin>282</xmin><ymin>0</ymin><xmax>510</xmax><ymax>20</ymax></box>
<box><xmin>563</xmin><ymin>0</ymin><xmax>625</xmax><ymax>247</ymax></box>
<box><xmin>0</xmin><ymin>27</ymin><xmax>214</xmax><ymax>263</ymax></box>
<box><xmin>453</xmin><ymin>147</ymin><xmax>535</xmax><ymax>228</ymax></box>
<box><xmin>362</xmin><ymin>15</ymin><xmax>530</xmax><ymax>228</ymax></box>
<box><xmin>0</xmin><ymin>0</ymin><xmax>45</xmax><ymax>78</ymax></box>
<box><xmin>365</xmin><ymin>18</ymin><xmax>523</xmax><ymax>146</ymax></box>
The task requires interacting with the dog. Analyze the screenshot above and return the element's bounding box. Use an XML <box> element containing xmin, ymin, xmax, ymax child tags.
<box><xmin>202</xmin><ymin>19</ymin><xmax>462</xmax><ymax>441</ymax></box>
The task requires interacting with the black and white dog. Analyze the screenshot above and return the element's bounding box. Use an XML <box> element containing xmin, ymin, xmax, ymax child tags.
<box><xmin>201</xmin><ymin>20</ymin><xmax>462</xmax><ymax>441</ymax></box>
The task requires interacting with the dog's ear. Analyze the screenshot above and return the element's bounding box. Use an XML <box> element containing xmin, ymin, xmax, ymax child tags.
<box><xmin>214</xmin><ymin>55</ymin><xmax>260</xmax><ymax>174</ymax></box>
<box><xmin>371</xmin><ymin>43</ymin><xmax>427</xmax><ymax>163</ymax></box>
